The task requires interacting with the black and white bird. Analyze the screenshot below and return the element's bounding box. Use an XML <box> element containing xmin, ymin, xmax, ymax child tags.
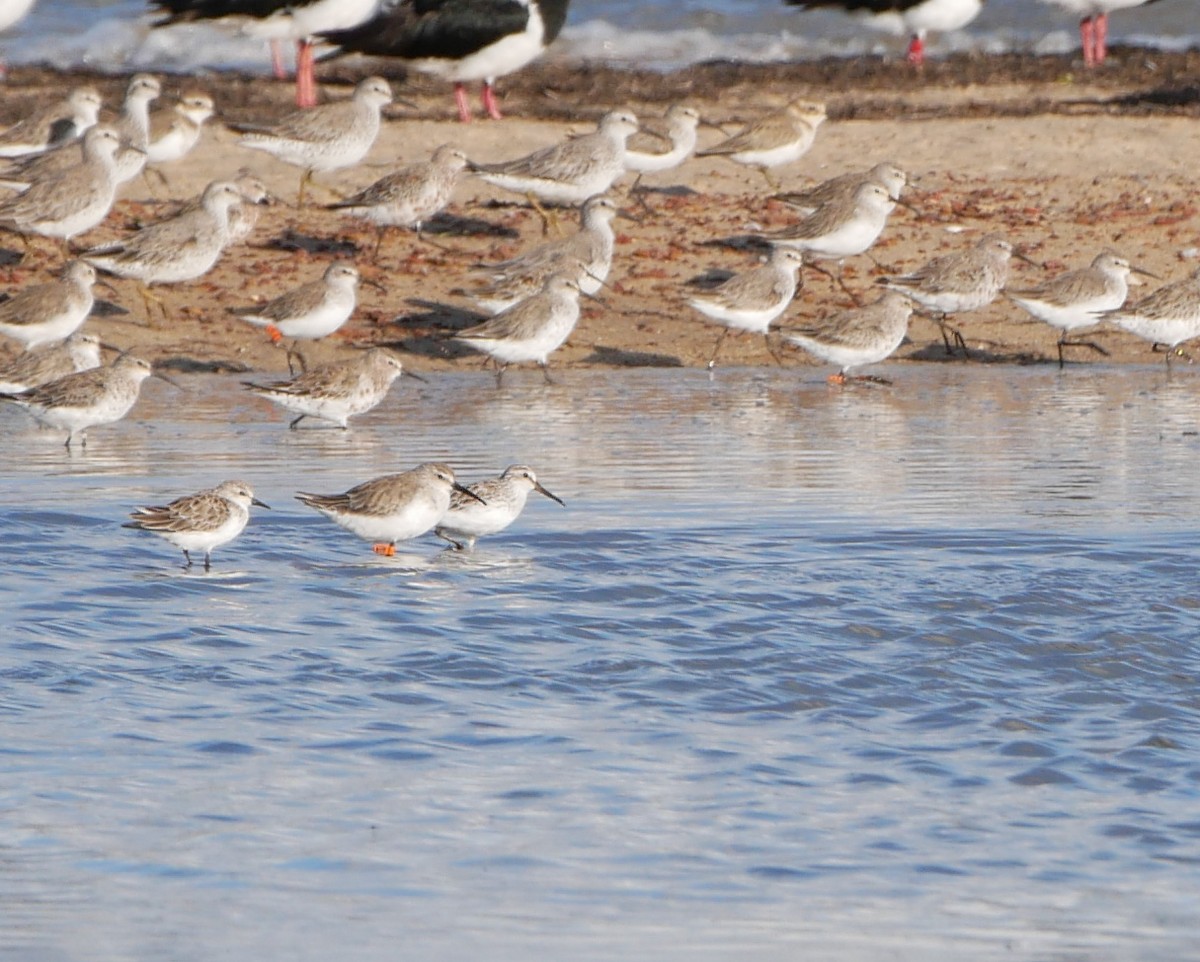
<box><xmin>319</xmin><ymin>0</ymin><xmax>571</xmax><ymax>123</ymax></box>
<box><xmin>148</xmin><ymin>0</ymin><xmax>381</xmax><ymax>107</ymax></box>
<box><xmin>783</xmin><ymin>0</ymin><xmax>985</xmax><ymax>64</ymax></box>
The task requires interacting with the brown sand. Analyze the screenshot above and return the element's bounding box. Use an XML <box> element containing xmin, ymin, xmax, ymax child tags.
<box><xmin>1</xmin><ymin>52</ymin><xmax>1199</xmax><ymax>375</ymax></box>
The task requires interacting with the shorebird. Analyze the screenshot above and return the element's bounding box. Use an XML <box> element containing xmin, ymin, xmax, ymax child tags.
<box><xmin>435</xmin><ymin>464</ymin><xmax>564</xmax><ymax>550</ymax></box>
<box><xmin>230</xmin><ymin>75</ymin><xmax>392</xmax><ymax>205</ymax></box>
<box><xmin>458</xmin><ymin>195</ymin><xmax>620</xmax><ymax>313</ymax></box>
<box><xmin>696</xmin><ymin>99</ymin><xmax>826</xmax><ymax>187</ymax></box>
<box><xmin>149</xmin><ymin>0</ymin><xmax>381</xmax><ymax>107</ymax></box>
<box><xmin>0</xmin><ymin>86</ymin><xmax>103</xmax><ymax>159</ymax></box>
<box><xmin>231</xmin><ymin>261</ymin><xmax>363</xmax><ymax>372</ymax></box>
<box><xmin>0</xmin><ymin>124</ymin><xmax>122</xmax><ymax>252</ymax></box>
<box><xmin>773</xmin><ymin>161</ymin><xmax>908</xmax><ymax>215</ymax></box>
<box><xmin>1102</xmin><ymin>267</ymin><xmax>1200</xmax><ymax>363</ymax></box>
<box><xmin>879</xmin><ymin>232</ymin><xmax>1028</xmax><ymax>355</ymax></box>
<box><xmin>84</xmin><ymin>180</ymin><xmax>243</xmax><ymax>317</ymax></box>
<box><xmin>764</xmin><ymin>181</ymin><xmax>899</xmax><ymax>295</ymax></box>
<box><xmin>243</xmin><ymin>347</ymin><xmax>410</xmax><ymax>429</ymax></box>
<box><xmin>687</xmin><ymin>246</ymin><xmax>805</xmax><ymax>367</ymax></box>
<box><xmin>469</xmin><ymin>110</ymin><xmax>639</xmax><ymax>208</ymax></box>
<box><xmin>624</xmin><ymin>104</ymin><xmax>702</xmax><ymax>193</ymax></box>
<box><xmin>144</xmin><ymin>92</ymin><xmax>215</xmax><ymax>181</ymax></box>
<box><xmin>784</xmin><ymin>0</ymin><xmax>986</xmax><ymax>65</ymax></box>
<box><xmin>0</xmin><ymin>353</ymin><xmax>162</xmax><ymax>449</ymax></box>
<box><xmin>327</xmin><ymin>144</ymin><xmax>468</xmax><ymax>258</ymax></box>
<box><xmin>125</xmin><ymin>480</ymin><xmax>269</xmax><ymax>571</ymax></box>
<box><xmin>0</xmin><ymin>332</ymin><xmax>102</xmax><ymax>393</ymax></box>
<box><xmin>452</xmin><ymin>273</ymin><xmax>585</xmax><ymax>384</ymax></box>
<box><xmin>1040</xmin><ymin>0</ymin><xmax>1164</xmax><ymax>66</ymax></box>
<box><xmin>319</xmin><ymin>0</ymin><xmax>572</xmax><ymax>122</ymax></box>
<box><xmin>1006</xmin><ymin>249</ymin><xmax>1153</xmax><ymax>367</ymax></box>
<box><xmin>0</xmin><ymin>260</ymin><xmax>98</xmax><ymax>350</ymax></box>
<box><xmin>297</xmin><ymin>461</ymin><xmax>485</xmax><ymax>557</ymax></box>
<box><xmin>782</xmin><ymin>289</ymin><xmax>913</xmax><ymax>383</ymax></box>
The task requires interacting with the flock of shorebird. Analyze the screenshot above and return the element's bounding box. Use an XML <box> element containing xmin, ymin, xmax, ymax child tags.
<box><xmin>0</xmin><ymin>0</ymin><xmax>1192</xmax><ymax>571</ymax></box>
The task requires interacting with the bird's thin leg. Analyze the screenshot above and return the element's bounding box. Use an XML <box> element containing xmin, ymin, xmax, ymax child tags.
<box><xmin>454</xmin><ymin>83</ymin><xmax>472</xmax><ymax>123</ymax></box>
<box><xmin>481</xmin><ymin>81</ymin><xmax>503</xmax><ymax>121</ymax></box>
<box><xmin>182</xmin><ymin>550</ymin><xmax>193</xmax><ymax>570</ymax></box>
<box><xmin>540</xmin><ymin>362</ymin><xmax>555</xmax><ymax>385</ymax></box>
<box><xmin>289</xmin><ymin>414</ymin><xmax>306</xmax><ymax>430</ymax></box>
<box><xmin>763</xmin><ymin>332</ymin><xmax>785</xmax><ymax>366</ymax></box>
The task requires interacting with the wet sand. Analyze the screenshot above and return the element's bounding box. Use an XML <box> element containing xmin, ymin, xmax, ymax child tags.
<box><xmin>1</xmin><ymin>51</ymin><xmax>1199</xmax><ymax>375</ymax></box>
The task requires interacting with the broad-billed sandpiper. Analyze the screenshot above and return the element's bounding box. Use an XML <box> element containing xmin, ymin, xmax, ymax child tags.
<box><xmin>687</xmin><ymin>246</ymin><xmax>805</xmax><ymax>367</ymax></box>
<box><xmin>0</xmin><ymin>332</ymin><xmax>102</xmax><ymax>392</ymax></box>
<box><xmin>297</xmin><ymin>461</ymin><xmax>485</xmax><ymax>557</ymax></box>
<box><xmin>435</xmin><ymin>464</ymin><xmax>565</xmax><ymax>550</ymax></box>
<box><xmin>783</xmin><ymin>289</ymin><xmax>913</xmax><ymax>383</ymax></box>
<box><xmin>243</xmin><ymin>348</ymin><xmax>409</xmax><ymax>430</ymax></box>
<box><xmin>125</xmin><ymin>480</ymin><xmax>269</xmax><ymax>571</ymax></box>
<box><xmin>453</xmin><ymin>273</ymin><xmax>585</xmax><ymax>384</ymax></box>
<box><xmin>470</xmin><ymin>111</ymin><xmax>639</xmax><ymax>207</ymax></box>
<box><xmin>0</xmin><ymin>260</ymin><xmax>98</xmax><ymax>350</ymax></box>
<box><xmin>231</xmin><ymin>75</ymin><xmax>392</xmax><ymax>204</ymax></box>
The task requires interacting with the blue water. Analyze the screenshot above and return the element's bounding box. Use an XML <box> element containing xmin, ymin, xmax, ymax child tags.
<box><xmin>2</xmin><ymin>366</ymin><xmax>1200</xmax><ymax>959</ymax></box>
<box><xmin>3</xmin><ymin>0</ymin><xmax>1196</xmax><ymax>72</ymax></box>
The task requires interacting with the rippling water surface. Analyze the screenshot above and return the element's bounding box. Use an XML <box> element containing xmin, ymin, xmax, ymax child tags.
<box><xmin>2</xmin><ymin>366</ymin><xmax>1200</xmax><ymax>960</ymax></box>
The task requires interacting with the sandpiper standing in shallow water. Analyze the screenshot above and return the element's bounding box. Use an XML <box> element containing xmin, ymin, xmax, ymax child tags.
<box><xmin>1006</xmin><ymin>249</ymin><xmax>1152</xmax><ymax>367</ymax></box>
<box><xmin>0</xmin><ymin>332</ymin><xmax>102</xmax><ymax>392</ymax></box>
<box><xmin>297</xmin><ymin>462</ymin><xmax>485</xmax><ymax>557</ymax></box>
<box><xmin>783</xmin><ymin>289</ymin><xmax>913</xmax><ymax>383</ymax></box>
<box><xmin>327</xmin><ymin>144</ymin><xmax>468</xmax><ymax>258</ymax></box>
<box><xmin>469</xmin><ymin>111</ymin><xmax>639</xmax><ymax>208</ymax></box>
<box><xmin>231</xmin><ymin>261</ymin><xmax>363</xmax><ymax>372</ymax></box>
<box><xmin>230</xmin><ymin>75</ymin><xmax>392</xmax><ymax>205</ymax></box>
<box><xmin>243</xmin><ymin>348</ymin><xmax>410</xmax><ymax>430</ymax></box>
<box><xmin>453</xmin><ymin>273</ymin><xmax>586</xmax><ymax>384</ymax></box>
<box><xmin>125</xmin><ymin>480</ymin><xmax>269</xmax><ymax>571</ymax></box>
<box><xmin>697</xmin><ymin>99</ymin><xmax>826</xmax><ymax>188</ymax></box>
<box><xmin>436</xmin><ymin>465</ymin><xmax>565</xmax><ymax>550</ymax></box>
<box><xmin>879</xmin><ymin>232</ymin><xmax>1027</xmax><ymax>355</ymax></box>
<box><xmin>0</xmin><ymin>260</ymin><xmax>98</xmax><ymax>351</ymax></box>
<box><xmin>318</xmin><ymin>0</ymin><xmax>572</xmax><ymax>122</ymax></box>
<box><xmin>1102</xmin><ymin>267</ymin><xmax>1200</xmax><ymax>363</ymax></box>
<box><xmin>0</xmin><ymin>353</ymin><xmax>162</xmax><ymax>449</ymax></box>
<box><xmin>687</xmin><ymin>247</ymin><xmax>805</xmax><ymax>367</ymax></box>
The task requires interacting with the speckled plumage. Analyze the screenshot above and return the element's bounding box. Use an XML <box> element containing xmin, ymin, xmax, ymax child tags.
<box><xmin>244</xmin><ymin>348</ymin><xmax>407</xmax><ymax>429</ymax></box>
<box><xmin>765</xmin><ymin>181</ymin><xmax>897</xmax><ymax>260</ymax></box>
<box><xmin>436</xmin><ymin>464</ymin><xmax>564</xmax><ymax>549</ymax></box>
<box><xmin>784</xmin><ymin>289</ymin><xmax>913</xmax><ymax>376</ymax></box>
<box><xmin>1103</xmin><ymin>267</ymin><xmax>1200</xmax><ymax>358</ymax></box>
<box><xmin>125</xmin><ymin>480</ymin><xmax>268</xmax><ymax>570</ymax></box>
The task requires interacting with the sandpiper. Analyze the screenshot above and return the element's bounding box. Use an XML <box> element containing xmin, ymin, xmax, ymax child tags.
<box><xmin>0</xmin><ymin>332</ymin><xmax>102</xmax><ymax>393</ymax></box>
<box><xmin>243</xmin><ymin>347</ymin><xmax>409</xmax><ymax>430</ymax></box>
<box><xmin>84</xmin><ymin>181</ymin><xmax>243</xmax><ymax>315</ymax></box>
<box><xmin>1102</xmin><ymin>267</ymin><xmax>1200</xmax><ymax>363</ymax></box>
<box><xmin>687</xmin><ymin>246</ymin><xmax>805</xmax><ymax>367</ymax></box>
<box><xmin>624</xmin><ymin>104</ymin><xmax>701</xmax><ymax>187</ymax></box>
<box><xmin>297</xmin><ymin>461</ymin><xmax>485</xmax><ymax>557</ymax></box>
<box><xmin>145</xmin><ymin>91</ymin><xmax>215</xmax><ymax>173</ymax></box>
<box><xmin>697</xmin><ymin>99</ymin><xmax>827</xmax><ymax>187</ymax></box>
<box><xmin>327</xmin><ymin>144</ymin><xmax>468</xmax><ymax>257</ymax></box>
<box><xmin>879</xmin><ymin>232</ymin><xmax>1025</xmax><ymax>354</ymax></box>
<box><xmin>0</xmin><ymin>86</ymin><xmax>103</xmax><ymax>159</ymax></box>
<box><xmin>783</xmin><ymin>289</ymin><xmax>913</xmax><ymax>383</ymax></box>
<box><xmin>0</xmin><ymin>353</ymin><xmax>159</xmax><ymax>449</ymax></box>
<box><xmin>1006</xmin><ymin>249</ymin><xmax>1151</xmax><ymax>367</ymax></box>
<box><xmin>452</xmin><ymin>273</ymin><xmax>585</xmax><ymax>384</ymax></box>
<box><xmin>319</xmin><ymin>0</ymin><xmax>571</xmax><ymax>122</ymax></box>
<box><xmin>0</xmin><ymin>260</ymin><xmax>98</xmax><ymax>351</ymax></box>
<box><xmin>125</xmin><ymin>480</ymin><xmax>269</xmax><ymax>571</ymax></box>
<box><xmin>469</xmin><ymin>110</ymin><xmax>639</xmax><ymax>207</ymax></box>
<box><xmin>231</xmin><ymin>261</ymin><xmax>362</xmax><ymax>372</ymax></box>
<box><xmin>459</xmin><ymin>195</ymin><xmax>620</xmax><ymax>313</ymax></box>
<box><xmin>784</xmin><ymin>0</ymin><xmax>986</xmax><ymax>64</ymax></box>
<box><xmin>0</xmin><ymin>124</ymin><xmax>122</xmax><ymax>251</ymax></box>
<box><xmin>435</xmin><ymin>465</ymin><xmax>565</xmax><ymax>550</ymax></box>
<box><xmin>230</xmin><ymin>75</ymin><xmax>392</xmax><ymax>205</ymax></box>
<box><xmin>773</xmin><ymin>161</ymin><xmax>908</xmax><ymax>215</ymax></box>
<box><xmin>150</xmin><ymin>0</ymin><xmax>380</xmax><ymax>107</ymax></box>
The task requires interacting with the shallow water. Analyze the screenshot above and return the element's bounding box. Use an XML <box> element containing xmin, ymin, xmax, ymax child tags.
<box><xmin>2</xmin><ymin>365</ymin><xmax>1200</xmax><ymax>960</ymax></box>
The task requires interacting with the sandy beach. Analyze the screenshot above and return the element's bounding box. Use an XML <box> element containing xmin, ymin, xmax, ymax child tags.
<box><xmin>1</xmin><ymin>51</ymin><xmax>1199</xmax><ymax>375</ymax></box>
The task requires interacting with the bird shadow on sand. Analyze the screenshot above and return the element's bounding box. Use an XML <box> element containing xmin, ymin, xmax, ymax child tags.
<box><xmin>700</xmin><ymin>234</ymin><xmax>772</xmax><ymax>254</ymax></box>
<box><xmin>260</xmin><ymin>229</ymin><xmax>359</xmax><ymax>257</ymax></box>
<box><xmin>0</xmin><ymin>247</ymin><xmax>23</xmax><ymax>268</ymax></box>
<box><xmin>380</xmin><ymin>298</ymin><xmax>487</xmax><ymax>359</ymax></box>
<box><xmin>581</xmin><ymin>345</ymin><xmax>684</xmax><ymax>367</ymax></box>
<box><xmin>420</xmin><ymin>212</ymin><xmax>519</xmax><ymax>238</ymax></box>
